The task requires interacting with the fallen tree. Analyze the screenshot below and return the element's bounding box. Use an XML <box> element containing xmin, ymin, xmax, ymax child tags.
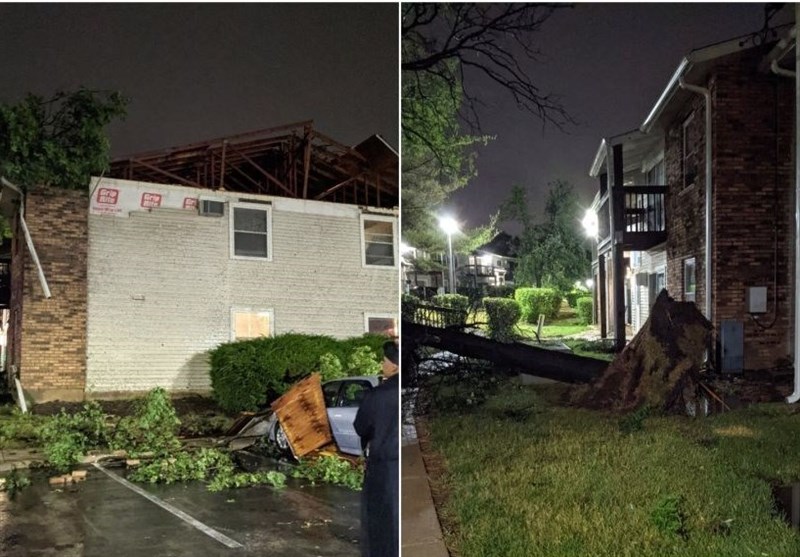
<box><xmin>403</xmin><ymin>321</ymin><xmax>607</xmax><ymax>383</ymax></box>
<box><xmin>575</xmin><ymin>291</ymin><xmax>712</xmax><ymax>413</ymax></box>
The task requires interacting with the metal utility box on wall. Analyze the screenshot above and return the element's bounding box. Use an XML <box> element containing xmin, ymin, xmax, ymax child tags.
<box><xmin>719</xmin><ymin>319</ymin><xmax>744</xmax><ymax>374</ymax></box>
<box><xmin>746</xmin><ymin>286</ymin><xmax>768</xmax><ymax>314</ymax></box>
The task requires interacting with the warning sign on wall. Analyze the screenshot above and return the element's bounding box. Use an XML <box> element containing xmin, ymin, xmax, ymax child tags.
<box><xmin>90</xmin><ymin>180</ymin><xmax>199</xmax><ymax>218</ymax></box>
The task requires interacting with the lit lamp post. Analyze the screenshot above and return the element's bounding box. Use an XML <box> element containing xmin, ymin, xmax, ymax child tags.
<box><xmin>581</xmin><ymin>209</ymin><xmax>600</xmax><ymax>325</ymax></box>
<box><xmin>439</xmin><ymin>216</ymin><xmax>459</xmax><ymax>294</ymax></box>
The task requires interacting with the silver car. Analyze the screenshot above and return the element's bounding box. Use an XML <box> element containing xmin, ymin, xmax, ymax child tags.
<box><xmin>265</xmin><ymin>376</ymin><xmax>382</xmax><ymax>457</ymax></box>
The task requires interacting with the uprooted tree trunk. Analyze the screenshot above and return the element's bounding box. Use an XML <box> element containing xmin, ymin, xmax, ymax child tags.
<box><xmin>576</xmin><ymin>290</ymin><xmax>712</xmax><ymax>413</ymax></box>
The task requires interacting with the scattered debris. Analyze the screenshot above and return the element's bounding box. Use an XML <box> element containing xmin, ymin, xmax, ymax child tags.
<box><xmin>270</xmin><ymin>374</ymin><xmax>333</xmax><ymax>458</ymax></box>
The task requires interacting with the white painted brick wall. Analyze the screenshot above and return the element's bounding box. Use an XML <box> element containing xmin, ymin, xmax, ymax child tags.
<box><xmin>86</xmin><ymin>180</ymin><xmax>398</xmax><ymax>393</ymax></box>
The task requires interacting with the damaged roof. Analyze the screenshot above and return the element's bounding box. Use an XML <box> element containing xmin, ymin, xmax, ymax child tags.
<box><xmin>108</xmin><ymin>121</ymin><xmax>398</xmax><ymax>209</ymax></box>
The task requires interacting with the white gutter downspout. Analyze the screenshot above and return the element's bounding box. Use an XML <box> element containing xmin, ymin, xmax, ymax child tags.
<box><xmin>678</xmin><ymin>78</ymin><xmax>712</xmax><ymax>323</ymax></box>
<box><xmin>0</xmin><ymin>177</ymin><xmax>51</xmax><ymax>299</ymax></box>
<box><xmin>772</xmin><ymin>11</ymin><xmax>800</xmax><ymax>403</ymax></box>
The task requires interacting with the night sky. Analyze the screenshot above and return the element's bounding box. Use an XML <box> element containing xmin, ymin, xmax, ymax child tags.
<box><xmin>0</xmin><ymin>3</ymin><xmax>399</xmax><ymax>156</ymax></box>
<box><xmin>446</xmin><ymin>3</ymin><xmax>790</xmax><ymax>230</ymax></box>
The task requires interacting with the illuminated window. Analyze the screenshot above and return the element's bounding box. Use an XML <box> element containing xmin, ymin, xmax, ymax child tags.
<box><xmin>683</xmin><ymin>258</ymin><xmax>696</xmax><ymax>303</ymax></box>
<box><xmin>231</xmin><ymin>308</ymin><xmax>274</xmax><ymax>340</ymax></box>
<box><xmin>361</xmin><ymin>215</ymin><xmax>397</xmax><ymax>267</ymax></box>
<box><xmin>230</xmin><ymin>203</ymin><xmax>272</xmax><ymax>260</ymax></box>
<box><xmin>365</xmin><ymin>314</ymin><xmax>396</xmax><ymax>336</ymax></box>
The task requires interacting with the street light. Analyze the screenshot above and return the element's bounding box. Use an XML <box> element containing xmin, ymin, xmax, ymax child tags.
<box><xmin>581</xmin><ymin>209</ymin><xmax>599</xmax><ymax>239</ymax></box>
<box><xmin>439</xmin><ymin>216</ymin><xmax>460</xmax><ymax>293</ymax></box>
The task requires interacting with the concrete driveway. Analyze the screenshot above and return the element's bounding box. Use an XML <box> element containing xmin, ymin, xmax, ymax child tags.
<box><xmin>0</xmin><ymin>461</ymin><xmax>360</xmax><ymax>557</ymax></box>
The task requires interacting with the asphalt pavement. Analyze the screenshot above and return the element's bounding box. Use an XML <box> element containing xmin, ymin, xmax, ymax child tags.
<box><xmin>0</xmin><ymin>462</ymin><xmax>360</xmax><ymax>557</ymax></box>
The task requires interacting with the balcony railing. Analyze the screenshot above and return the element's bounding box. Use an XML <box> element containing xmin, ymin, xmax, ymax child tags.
<box><xmin>596</xmin><ymin>185</ymin><xmax>666</xmax><ymax>252</ymax></box>
<box><xmin>623</xmin><ymin>186</ymin><xmax>666</xmax><ymax>233</ymax></box>
<box><xmin>460</xmin><ymin>264</ymin><xmax>503</xmax><ymax>277</ymax></box>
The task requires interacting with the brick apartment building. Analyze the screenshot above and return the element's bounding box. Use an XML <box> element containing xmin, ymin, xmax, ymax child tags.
<box><xmin>3</xmin><ymin>124</ymin><xmax>398</xmax><ymax>402</ymax></box>
<box><xmin>588</xmin><ymin>29</ymin><xmax>796</xmax><ymax>373</ymax></box>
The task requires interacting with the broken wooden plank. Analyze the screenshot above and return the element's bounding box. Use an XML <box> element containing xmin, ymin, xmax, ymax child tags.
<box><xmin>270</xmin><ymin>373</ymin><xmax>333</xmax><ymax>458</ymax></box>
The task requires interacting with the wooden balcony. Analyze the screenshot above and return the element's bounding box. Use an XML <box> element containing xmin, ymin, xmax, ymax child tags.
<box><xmin>598</xmin><ymin>185</ymin><xmax>666</xmax><ymax>253</ymax></box>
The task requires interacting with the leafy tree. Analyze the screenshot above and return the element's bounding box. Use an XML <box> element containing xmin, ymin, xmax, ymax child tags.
<box><xmin>0</xmin><ymin>88</ymin><xmax>128</xmax><ymax>191</ymax></box>
<box><xmin>500</xmin><ymin>181</ymin><xmax>589</xmax><ymax>290</ymax></box>
<box><xmin>402</xmin><ymin>4</ymin><xmax>573</xmax><ymax>254</ymax></box>
<box><xmin>401</xmin><ymin>60</ymin><xmax>487</xmax><ymax>247</ymax></box>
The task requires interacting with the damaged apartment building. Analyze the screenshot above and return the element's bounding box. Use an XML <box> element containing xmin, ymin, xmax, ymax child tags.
<box><xmin>3</xmin><ymin>121</ymin><xmax>398</xmax><ymax>402</ymax></box>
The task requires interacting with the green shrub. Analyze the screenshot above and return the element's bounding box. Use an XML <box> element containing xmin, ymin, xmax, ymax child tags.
<box><xmin>292</xmin><ymin>455</ymin><xmax>364</xmax><ymax>490</ymax></box>
<box><xmin>347</xmin><ymin>346</ymin><xmax>382</xmax><ymax>376</ymax></box>
<box><xmin>319</xmin><ymin>352</ymin><xmax>345</xmax><ymax>381</ymax></box>
<box><xmin>432</xmin><ymin>293</ymin><xmax>470</xmax><ymax>313</ymax></box>
<box><xmin>401</xmin><ymin>293</ymin><xmax>420</xmax><ymax>321</ymax></box>
<box><xmin>565</xmin><ymin>286</ymin><xmax>590</xmax><ymax>308</ymax></box>
<box><xmin>576</xmin><ymin>296</ymin><xmax>593</xmax><ymax>325</ymax></box>
<box><xmin>485</xmin><ymin>284</ymin><xmax>515</xmax><ymax>299</ymax></box>
<box><xmin>112</xmin><ymin>388</ymin><xmax>181</xmax><ymax>457</ymax></box>
<box><xmin>209</xmin><ymin>333</ymin><xmax>386</xmax><ymax>413</ymax></box>
<box><xmin>483</xmin><ymin>297</ymin><xmax>521</xmax><ymax>343</ymax></box>
<box><xmin>432</xmin><ymin>293</ymin><xmax>470</xmax><ymax>326</ymax></box>
<box><xmin>38</xmin><ymin>401</ymin><xmax>111</xmax><ymax>472</ymax></box>
<box><xmin>456</xmin><ymin>286</ymin><xmax>484</xmax><ymax>308</ymax></box>
<box><xmin>514</xmin><ymin>287</ymin><xmax>562</xmax><ymax>323</ymax></box>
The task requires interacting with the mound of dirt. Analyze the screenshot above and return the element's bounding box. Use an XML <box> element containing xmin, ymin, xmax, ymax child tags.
<box><xmin>575</xmin><ymin>290</ymin><xmax>712</xmax><ymax>413</ymax></box>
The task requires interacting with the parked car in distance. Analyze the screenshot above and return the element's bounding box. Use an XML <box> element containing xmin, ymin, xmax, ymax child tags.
<box><xmin>265</xmin><ymin>375</ymin><xmax>382</xmax><ymax>457</ymax></box>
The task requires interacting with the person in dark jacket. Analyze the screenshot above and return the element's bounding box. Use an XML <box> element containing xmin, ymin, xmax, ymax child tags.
<box><xmin>354</xmin><ymin>340</ymin><xmax>399</xmax><ymax>557</ymax></box>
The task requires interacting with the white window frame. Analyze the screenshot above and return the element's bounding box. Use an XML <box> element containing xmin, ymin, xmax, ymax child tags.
<box><xmin>360</xmin><ymin>214</ymin><xmax>398</xmax><ymax>269</ymax></box>
<box><xmin>229</xmin><ymin>202</ymin><xmax>273</xmax><ymax>261</ymax></box>
<box><xmin>363</xmin><ymin>312</ymin><xmax>397</xmax><ymax>336</ymax></box>
<box><xmin>230</xmin><ymin>307</ymin><xmax>275</xmax><ymax>341</ymax></box>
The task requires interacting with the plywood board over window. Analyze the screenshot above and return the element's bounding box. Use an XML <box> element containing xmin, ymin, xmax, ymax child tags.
<box><xmin>231</xmin><ymin>308</ymin><xmax>274</xmax><ymax>341</ymax></box>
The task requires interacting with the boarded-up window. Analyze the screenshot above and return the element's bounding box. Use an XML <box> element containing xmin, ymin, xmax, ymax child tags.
<box><xmin>362</xmin><ymin>216</ymin><xmax>396</xmax><ymax>267</ymax></box>
<box><xmin>232</xmin><ymin>309</ymin><xmax>273</xmax><ymax>340</ymax></box>
<box><xmin>365</xmin><ymin>315</ymin><xmax>396</xmax><ymax>336</ymax></box>
<box><xmin>231</xmin><ymin>204</ymin><xmax>271</xmax><ymax>259</ymax></box>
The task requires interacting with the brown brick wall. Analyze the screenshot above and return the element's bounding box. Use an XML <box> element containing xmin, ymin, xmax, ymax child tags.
<box><xmin>9</xmin><ymin>187</ymin><xmax>88</xmax><ymax>399</ymax></box>
<box><xmin>665</xmin><ymin>46</ymin><xmax>795</xmax><ymax>371</ymax></box>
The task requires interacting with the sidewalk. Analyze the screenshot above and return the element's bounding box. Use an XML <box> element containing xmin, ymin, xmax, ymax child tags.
<box><xmin>401</xmin><ymin>432</ymin><xmax>449</xmax><ymax>557</ymax></box>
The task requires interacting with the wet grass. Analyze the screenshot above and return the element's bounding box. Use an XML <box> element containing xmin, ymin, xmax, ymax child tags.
<box><xmin>517</xmin><ymin>316</ymin><xmax>590</xmax><ymax>339</ymax></box>
<box><xmin>428</xmin><ymin>382</ymin><xmax>800</xmax><ymax>557</ymax></box>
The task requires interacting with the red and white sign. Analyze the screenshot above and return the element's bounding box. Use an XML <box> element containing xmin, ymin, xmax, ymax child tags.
<box><xmin>90</xmin><ymin>179</ymin><xmax>218</xmax><ymax>218</ymax></box>
<box><xmin>140</xmin><ymin>193</ymin><xmax>163</xmax><ymax>208</ymax></box>
<box><xmin>97</xmin><ymin>188</ymin><xmax>119</xmax><ymax>205</ymax></box>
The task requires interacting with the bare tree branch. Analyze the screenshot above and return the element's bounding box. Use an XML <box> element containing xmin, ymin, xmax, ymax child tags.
<box><xmin>402</xmin><ymin>3</ymin><xmax>575</xmax><ymax>131</ymax></box>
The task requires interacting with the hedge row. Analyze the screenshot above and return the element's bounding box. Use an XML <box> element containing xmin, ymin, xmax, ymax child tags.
<box><xmin>514</xmin><ymin>287</ymin><xmax>562</xmax><ymax>323</ymax></box>
<box><xmin>576</xmin><ymin>296</ymin><xmax>593</xmax><ymax>325</ymax></box>
<box><xmin>209</xmin><ymin>333</ymin><xmax>387</xmax><ymax>413</ymax></box>
<box><xmin>483</xmin><ymin>297</ymin><xmax>521</xmax><ymax>343</ymax></box>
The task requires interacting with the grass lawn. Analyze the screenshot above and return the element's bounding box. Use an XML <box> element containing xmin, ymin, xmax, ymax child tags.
<box><xmin>470</xmin><ymin>306</ymin><xmax>593</xmax><ymax>341</ymax></box>
<box><xmin>517</xmin><ymin>316</ymin><xmax>590</xmax><ymax>339</ymax></box>
<box><xmin>426</xmin><ymin>381</ymin><xmax>800</xmax><ymax>557</ymax></box>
